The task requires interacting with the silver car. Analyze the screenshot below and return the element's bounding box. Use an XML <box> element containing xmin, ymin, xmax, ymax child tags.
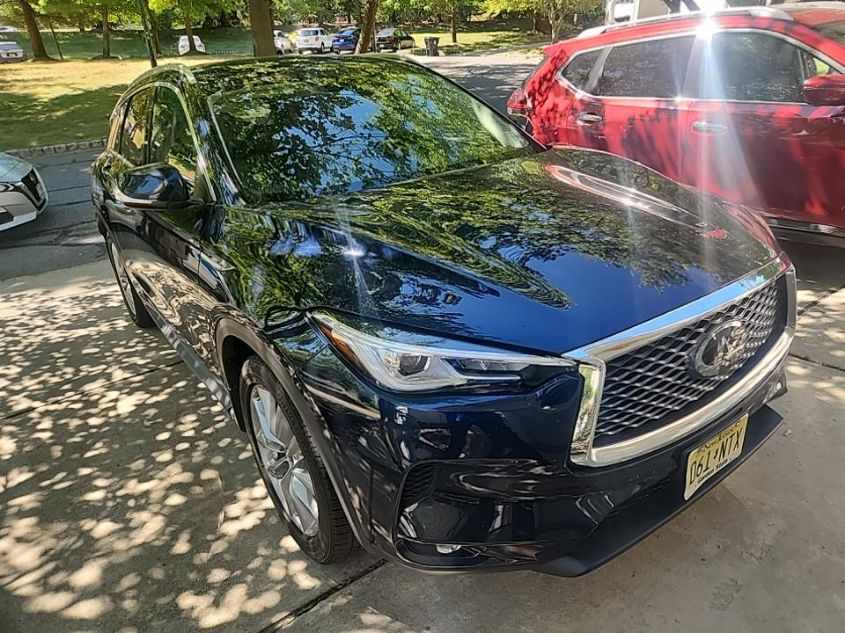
<box><xmin>0</xmin><ymin>153</ymin><xmax>48</xmax><ymax>231</ymax></box>
<box><xmin>0</xmin><ymin>41</ymin><xmax>26</xmax><ymax>62</ymax></box>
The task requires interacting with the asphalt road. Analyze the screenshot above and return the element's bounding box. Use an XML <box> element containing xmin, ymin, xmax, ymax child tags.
<box><xmin>1</xmin><ymin>54</ymin><xmax>844</xmax><ymax>633</ymax></box>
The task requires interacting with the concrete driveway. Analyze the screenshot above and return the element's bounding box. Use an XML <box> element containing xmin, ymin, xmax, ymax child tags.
<box><xmin>1</xmin><ymin>55</ymin><xmax>844</xmax><ymax>633</ymax></box>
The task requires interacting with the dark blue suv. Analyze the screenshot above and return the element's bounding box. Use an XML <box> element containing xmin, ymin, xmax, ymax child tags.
<box><xmin>332</xmin><ymin>27</ymin><xmax>360</xmax><ymax>53</ymax></box>
<box><xmin>92</xmin><ymin>56</ymin><xmax>796</xmax><ymax>575</ymax></box>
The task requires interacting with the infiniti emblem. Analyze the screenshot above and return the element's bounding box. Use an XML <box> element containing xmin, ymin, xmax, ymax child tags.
<box><xmin>690</xmin><ymin>320</ymin><xmax>749</xmax><ymax>378</ymax></box>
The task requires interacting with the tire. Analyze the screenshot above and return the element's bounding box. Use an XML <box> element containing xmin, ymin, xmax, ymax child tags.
<box><xmin>106</xmin><ymin>235</ymin><xmax>155</xmax><ymax>329</ymax></box>
<box><xmin>320</xmin><ymin>43</ymin><xmax>325</xmax><ymax>53</ymax></box>
<box><xmin>240</xmin><ymin>356</ymin><xmax>355</xmax><ymax>564</ymax></box>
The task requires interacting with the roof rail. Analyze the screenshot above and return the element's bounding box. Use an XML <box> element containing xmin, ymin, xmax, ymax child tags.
<box><xmin>576</xmin><ymin>6</ymin><xmax>793</xmax><ymax>38</ymax></box>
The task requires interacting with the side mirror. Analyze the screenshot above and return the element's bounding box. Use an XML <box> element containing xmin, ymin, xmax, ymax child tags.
<box><xmin>118</xmin><ymin>163</ymin><xmax>192</xmax><ymax>210</ymax></box>
<box><xmin>803</xmin><ymin>74</ymin><xmax>845</xmax><ymax>107</ymax></box>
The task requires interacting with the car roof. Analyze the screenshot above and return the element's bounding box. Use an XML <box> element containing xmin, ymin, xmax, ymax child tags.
<box><xmin>561</xmin><ymin>2</ymin><xmax>845</xmax><ymax>51</ymax></box>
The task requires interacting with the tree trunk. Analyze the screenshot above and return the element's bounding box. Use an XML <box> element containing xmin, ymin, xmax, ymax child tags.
<box><xmin>18</xmin><ymin>0</ymin><xmax>49</xmax><ymax>60</ymax></box>
<box><xmin>356</xmin><ymin>0</ymin><xmax>378</xmax><ymax>54</ymax></box>
<box><xmin>450</xmin><ymin>3</ymin><xmax>457</xmax><ymax>43</ymax></box>
<box><xmin>532</xmin><ymin>11</ymin><xmax>540</xmax><ymax>33</ymax></box>
<box><xmin>102</xmin><ymin>7</ymin><xmax>111</xmax><ymax>57</ymax></box>
<box><xmin>248</xmin><ymin>0</ymin><xmax>275</xmax><ymax>57</ymax></box>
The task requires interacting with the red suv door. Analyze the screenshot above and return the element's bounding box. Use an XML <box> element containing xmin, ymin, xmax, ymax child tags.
<box><xmin>681</xmin><ymin>29</ymin><xmax>845</xmax><ymax>229</ymax></box>
<box><xmin>561</xmin><ymin>35</ymin><xmax>696</xmax><ymax>183</ymax></box>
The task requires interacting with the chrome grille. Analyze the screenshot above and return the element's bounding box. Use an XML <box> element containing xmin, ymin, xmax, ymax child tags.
<box><xmin>595</xmin><ymin>279</ymin><xmax>782</xmax><ymax>442</ymax></box>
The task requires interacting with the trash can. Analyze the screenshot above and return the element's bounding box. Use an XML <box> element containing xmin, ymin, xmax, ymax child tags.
<box><xmin>424</xmin><ymin>36</ymin><xmax>440</xmax><ymax>57</ymax></box>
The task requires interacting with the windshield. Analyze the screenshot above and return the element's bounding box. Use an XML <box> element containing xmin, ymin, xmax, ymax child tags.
<box><xmin>810</xmin><ymin>19</ymin><xmax>845</xmax><ymax>46</ymax></box>
<box><xmin>340</xmin><ymin>28</ymin><xmax>357</xmax><ymax>35</ymax></box>
<box><xmin>211</xmin><ymin>60</ymin><xmax>535</xmax><ymax>203</ymax></box>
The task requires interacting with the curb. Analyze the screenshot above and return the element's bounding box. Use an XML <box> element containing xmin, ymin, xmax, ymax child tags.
<box><xmin>7</xmin><ymin>138</ymin><xmax>106</xmax><ymax>158</ymax></box>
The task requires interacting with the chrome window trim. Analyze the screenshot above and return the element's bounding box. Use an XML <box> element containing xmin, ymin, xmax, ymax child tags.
<box><xmin>568</xmin><ymin>253</ymin><xmax>796</xmax><ymax>467</ymax></box>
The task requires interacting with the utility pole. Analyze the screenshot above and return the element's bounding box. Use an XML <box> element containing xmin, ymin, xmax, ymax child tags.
<box><xmin>137</xmin><ymin>0</ymin><xmax>157</xmax><ymax>67</ymax></box>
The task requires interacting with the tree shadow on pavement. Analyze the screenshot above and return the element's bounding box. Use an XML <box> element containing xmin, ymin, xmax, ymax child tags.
<box><xmin>0</xmin><ymin>265</ymin><xmax>374</xmax><ymax>633</ymax></box>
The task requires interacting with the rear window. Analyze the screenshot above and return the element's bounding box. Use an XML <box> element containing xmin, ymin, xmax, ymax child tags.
<box><xmin>211</xmin><ymin>61</ymin><xmax>535</xmax><ymax>203</ymax></box>
<box><xmin>560</xmin><ymin>49</ymin><xmax>602</xmax><ymax>91</ymax></box>
<box><xmin>596</xmin><ymin>36</ymin><xmax>694</xmax><ymax>98</ymax></box>
<box><xmin>810</xmin><ymin>19</ymin><xmax>845</xmax><ymax>46</ymax></box>
<box><xmin>299</xmin><ymin>29</ymin><xmax>318</xmax><ymax>36</ymax></box>
<box><xmin>0</xmin><ymin>42</ymin><xmax>20</xmax><ymax>50</ymax></box>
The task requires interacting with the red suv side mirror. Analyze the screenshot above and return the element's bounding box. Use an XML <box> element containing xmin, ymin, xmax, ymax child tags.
<box><xmin>802</xmin><ymin>74</ymin><xmax>845</xmax><ymax>107</ymax></box>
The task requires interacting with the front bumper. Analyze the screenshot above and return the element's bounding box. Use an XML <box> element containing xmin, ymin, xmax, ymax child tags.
<box><xmin>292</xmin><ymin>330</ymin><xmax>788</xmax><ymax>576</ymax></box>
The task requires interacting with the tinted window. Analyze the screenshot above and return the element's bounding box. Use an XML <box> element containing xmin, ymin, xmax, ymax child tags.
<box><xmin>300</xmin><ymin>30</ymin><xmax>318</xmax><ymax>36</ymax></box>
<box><xmin>597</xmin><ymin>37</ymin><xmax>694</xmax><ymax>98</ymax></box>
<box><xmin>212</xmin><ymin>62</ymin><xmax>535</xmax><ymax>203</ymax></box>
<box><xmin>810</xmin><ymin>19</ymin><xmax>845</xmax><ymax>46</ymax></box>
<box><xmin>119</xmin><ymin>89</ymin><xmax>154</xmax><ymax>165</ymax></box>
<box><xmin>150</xmin><ymin>88</ymin><xmax>198</xmax><ymax>185</ymax></box>
<box><xmin>561</xmin><ymin>49</ymin><xmax>602</xmax><ymax>90</ymax></box>
<box><xmin>694</xmin><ymin>32</ymin><xmax>836</xmax><ymax>102</ymax></box>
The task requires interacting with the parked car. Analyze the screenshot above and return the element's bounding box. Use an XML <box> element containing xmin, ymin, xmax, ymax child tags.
<box><xmin>296</xmin><ymin>27</ymin><xmax>333</xmax><ymax>53</ymax></box>
<box><xmin>375</xmin><ymin>27</ymin><xmax>416</xmax><ymax>51</ymax></box>
<box><xmin>332</xmin><ymin>27</ymin><xmax>360</xmax><ymax>53</ymax></box>
<box><xmin>0</xmin><ymin>26</ymin><xmax>19</xmax><ymax>34</ymax></box>
<box><xmin>509</xmin><ymin>4</ymin><xmax>845</xmax><ymax>246</ymax></box>
<box><xmin>93</xmin><ymin>56</ymin><xmax>796</xmax><ymax>575</ymax></box>
<box><xmin>273</xmin><ymin>30</ymin><xmax>293</xmax><ymax>54</ymax></box>
<box><xmin>0</xmin><ymin>152</ymin><xmax>48</xmax><ymax>231</ymax></box>
<box><xmin>0</xmin><ymin>41</ymin><xmax>26</xmax><ymax>62</ymax></box>
<box><xmin>177</xmin><ymin>35</ymin><xmax>206</xmax><ymax>55</ymax></box>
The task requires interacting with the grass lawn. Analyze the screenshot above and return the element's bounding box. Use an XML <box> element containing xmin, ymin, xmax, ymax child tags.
<box><xmin>409</xmin><ymin>29</ymin><xmax>549</xmax><ymax>55</ymax></box>
<box><xmin>0</xmin><ymin>56</ymin><xmax>229</xmax><ymax>151</ymax></box>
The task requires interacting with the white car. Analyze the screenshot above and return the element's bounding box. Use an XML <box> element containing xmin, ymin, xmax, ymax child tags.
<box><xmin>273</xmin><ymin>30</ymin><xmax>293</xmax><ymax>54</ymax></box>
<box><xmin>0</xmin><ymin>41</ymin><xmax>26</xmax><ymax>62</ymax></box>
<box><xmin>0</xmin><ymin>153</ymin><xmax>48</xmax><ymax>232</ymax></box>
<box><xmin>296</xmin><ymin>27</ymin><xmax>333</xmax><ymax>54</ymax></box>
<box><xmin>177</xmin><ymin>35</ymin><xmax>206</xmax><ymax>56</ymax></box>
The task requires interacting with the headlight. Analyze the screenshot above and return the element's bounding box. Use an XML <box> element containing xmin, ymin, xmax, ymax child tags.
<box><xmin>311</xmin><ymin>312</ymin><xmax>575</xmax><ymax>393</ymax></box>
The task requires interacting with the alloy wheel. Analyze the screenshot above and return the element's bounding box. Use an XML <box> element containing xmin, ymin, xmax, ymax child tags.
<box><xmin>249</xmin><ymin>385</ymin><xmax>319</xmax><ymax>536</ymax></box>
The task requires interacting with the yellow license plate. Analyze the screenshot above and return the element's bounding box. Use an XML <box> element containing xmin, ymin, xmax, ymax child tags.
<box><xmin>684</xmin><ymin>414</ymin><xmax>748</xmax><ymax>500</ymax></box>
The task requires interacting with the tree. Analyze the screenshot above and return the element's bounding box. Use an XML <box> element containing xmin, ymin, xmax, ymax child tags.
<box><xmin>356</xmin><ymin>0</ymin><xmax>377</xmax><ymax>53</ymax></box>
<box><xmin>17</xmin><ymin>0</ymin><xmax>50</xmax><ymax>59</ymax></box>
<box><xmin>248</xmin><ymin>0</ymin><xmax>274</xmax><ymax>56</ymax></box>
<box><xmin>485</xmin><ymin>0</ymin><xmax>600</xmax><ymax>42</ymax></box>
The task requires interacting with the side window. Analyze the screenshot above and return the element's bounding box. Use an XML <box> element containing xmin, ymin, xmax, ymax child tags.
<box><xmin>695</xmin><ymin>32</ymin><xmax>838</xmax><ymax>103</ymax></box>
<box><xmin>560</xmin><ymin>49</ymin><xmax>603</xmax><ymax>91</ymax></box>
<box><xmin>149</xmin><ymin>87</ymin><xmax>198</xmax><ymax>186</ymax></box>
<box><xmin>596</xmin><ymin>36</ymin><xmax>694</xmax><ymax>98</ymax></box>
<box><xmin>119</xmin><ymin>89</ymin><xmax>154</xmax><ymax>166</ymax></box>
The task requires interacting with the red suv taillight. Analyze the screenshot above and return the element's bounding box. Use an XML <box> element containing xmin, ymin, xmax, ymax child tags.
<box><xmin>507</xmin><ymin>88</ymin><xmax>529</xmax><ymax>116</ymax></box>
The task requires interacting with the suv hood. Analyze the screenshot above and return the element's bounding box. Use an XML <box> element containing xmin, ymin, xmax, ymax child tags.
<box><xmin>222</xmin><ymin>149</ymin><xmax>778</xmax><ymax>354</ymax></box>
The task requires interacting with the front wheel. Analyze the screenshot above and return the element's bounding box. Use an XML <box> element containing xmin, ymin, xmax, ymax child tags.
<box><xmin>240</xmin><ymin>356</ymin><xmax>356</xmax><ymax>564</ymax></box>
<box><xmin>320</xmin><ymin>43</ymin><xmax>325</xmax><ymax>54</ymax></box>
<box><xmin>107</xmin><ymin>236</ymin><xmax>155</xmax><ymax>329</ymax></box>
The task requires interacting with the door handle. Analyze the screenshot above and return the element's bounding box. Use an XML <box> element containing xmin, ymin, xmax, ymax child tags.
<box><xmin>692</xmin><ymin>120</ymin><xmax>727</xmax><ymax>135</ymax></box>
<box><xmin>576</xmin><ymin>112</ymin><xmax>604</xmax><ymax>125</ymax></box>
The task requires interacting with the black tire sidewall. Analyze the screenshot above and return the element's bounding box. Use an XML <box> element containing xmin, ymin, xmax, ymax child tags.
<box><xmin>239</xmin><ymin>357</ymin><xmax>336</xmax><ymax>562</ymax></box>
<box><xmin>106</xmin><ymin>235</ymin><xmax>154</xmax><ymax>329</ymax></box>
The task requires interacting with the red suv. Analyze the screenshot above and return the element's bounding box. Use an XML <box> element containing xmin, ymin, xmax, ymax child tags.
<box><xmin>509</xmin><ymin>4</ymin><xmax>845</xmax><ymax>245</ymax></box>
